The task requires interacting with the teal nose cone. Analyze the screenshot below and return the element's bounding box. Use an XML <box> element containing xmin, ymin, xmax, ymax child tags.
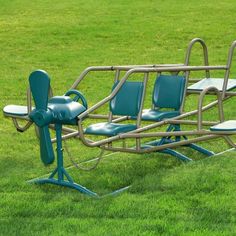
<box><xmin>29</xmin><ymin>109</ymin><xmax>53</xmax><ymax>127</ymax></box>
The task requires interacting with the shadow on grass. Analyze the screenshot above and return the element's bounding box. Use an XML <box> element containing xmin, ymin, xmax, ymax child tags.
<box><xmin>30</xmin><ymin>151</ymin><xmax>184</xmax><ymax>196</ymax></box>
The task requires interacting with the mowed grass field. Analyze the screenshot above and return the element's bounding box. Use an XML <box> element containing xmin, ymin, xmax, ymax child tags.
<box><xmin>1</xmin><ymin>0</ymin><xmax>236</xmax><ymax>235</ymax></box>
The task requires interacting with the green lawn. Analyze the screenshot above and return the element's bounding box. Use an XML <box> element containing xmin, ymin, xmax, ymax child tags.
<box><xmin>1</xmin><ymin>0</ymin><xmax>236</xmax><ymax>235</ymax></box>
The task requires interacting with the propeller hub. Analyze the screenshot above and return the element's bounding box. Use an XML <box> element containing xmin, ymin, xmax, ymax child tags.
<box><xmin>29</xmin><ymin>109</ymin><xmax>53</xmax><ymax>127</ymax></box>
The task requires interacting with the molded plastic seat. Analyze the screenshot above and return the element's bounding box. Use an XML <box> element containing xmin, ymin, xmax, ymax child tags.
<box><xmin>188</xmin><ymin>78</ymin><xmax>236</xmax><ymax>92</ymax></box>
<box><xmin>210</xmin><ymin>120</ymin><xmax>236</xmax><ymax>131</ymax></box>
<box><xmin>85</xmin><ymin>81</ymin><xmax>144</xmax><ymax>136</ymax></box>
<box><xmin>141</xmin><ymin>109</ymin><xmax>180</xmax><ymax>121</ymax></box>
<box><xmin>140</xmin><ymin>75</ymin><xmax>186</xmax><ymax>121</ymax></box>
<box><xmin>3</xmin><ymin>105</ymin><xmax>30</xmax><ymax>117</ymax></box>
<box><xmin>85</xmin><ymin>122</ymin><xmax>137</xmax><ymax>136</ymax></box>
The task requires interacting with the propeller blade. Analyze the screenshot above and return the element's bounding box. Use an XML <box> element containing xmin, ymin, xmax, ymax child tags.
<box><xmin>29</xmin><ymin>70</ymin><xmax>50</xmax><ymax>110</ymax></box>
<box><xmin>38</xmin><ymin>126</ymin><xmax>55</xmax><ymax>165</ymax></box>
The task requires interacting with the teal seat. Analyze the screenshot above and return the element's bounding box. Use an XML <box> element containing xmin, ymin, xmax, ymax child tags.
<box><xmin>210</xmin><ymin>120</ymin><xmax>236</xmax><ymax>131</ymax></box>
<box><xmin>85</xmin><ymin>81</ymin><xmax>144</xmax><ymax>136</ymax></box>
<box><xmin>141</xmin><ymin>75</ymin><xmax>186</xmax><ymax>121</ymax></box>
<box><xmin>3</xmin><ymin>105</ymin><xmax>31</xmax><ymax>117</ymax></box>
<box><xmin>142</xmin><ymin>109</ymin><xmax>180</xmax><ymax>121</ymax></box>
<box><xmin>85</xmin><ymin>122</ymin><xmax>137</xmax><ymax>136</ymax></box>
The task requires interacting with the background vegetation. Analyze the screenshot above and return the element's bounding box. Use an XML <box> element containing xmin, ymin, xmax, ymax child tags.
<box><xmin>0</xmin><ymin>0</ymin><xmax>236</xmax><ymax>235</ymax></box>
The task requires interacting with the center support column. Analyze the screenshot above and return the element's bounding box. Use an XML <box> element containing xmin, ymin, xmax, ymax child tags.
<box><xmin>55</xmin><ymin>123</ymin><xmax>64</xmax><ymax>182</ymax></box>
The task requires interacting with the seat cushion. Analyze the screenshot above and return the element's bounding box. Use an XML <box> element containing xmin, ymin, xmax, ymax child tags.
<box><xmin>141</xmin><ymin>109</ymin><xmax>180</xmax><ymax>121</ymax></box>
<box><xmin>110</xmin><ymin>81</ymin><xmax>144</xmax><ymax>117</ymax></box>
<box><xmin>3</xmin><ymin>105</ymin><xmax>30</xmax><ymax>117</ymax></box>
<box><xmin>85</xmin><ymin>122</ymin><xmax>137</xmax><ymax>136</ymax></box>
<box><xmin>153</xmin><ymin>75</ymin><xmax>186</xmax><ymax>110</ymax></box>
<box><xmin>210</xmin><ymin>120</ymin><xmax>236</xmax><ymax>131</ymax></box>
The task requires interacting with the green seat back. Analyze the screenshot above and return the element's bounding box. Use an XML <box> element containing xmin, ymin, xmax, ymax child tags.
<box><xmin>110</xmin><ymin>81</ymin><xmax>144</xmax><ymax>116</ymax></box>
<box><xmin>153</xmin><ymin>75</ymin><xmax>186</xmax><ymax>111</ymax></box>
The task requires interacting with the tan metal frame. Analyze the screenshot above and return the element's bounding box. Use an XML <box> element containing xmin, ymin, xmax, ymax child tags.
<box><xmin>70</xmin><ymin>38</ymin><xmax>236</xmax><ymax>152</ymax></box>
<box><xmin>74</xmin><ymin>65</ymin><xmax>234</xmax><ymax>153</ymax></box>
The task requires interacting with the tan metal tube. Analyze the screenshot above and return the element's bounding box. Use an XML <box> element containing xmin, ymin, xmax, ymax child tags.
<box><xmin>70</xmin><ymin>64</ymin><xmax>185</xmax><ymax>90</ymax></box>
<box><xmin>184</xmin><ymin>38</ymin><xmax>210</xmax><ymax>78</ymax></box>
<box><xmin>136</xmin><ymin>73</ymin><xmax>149</xmax><ymax>128</ymax></box>
<box><xmin>168</xmin><ymin>119</ymin><xmax>218</xmax><ymax>126</ymax></box>
<box><xmin>51</xmin><ymin>131</ymin><xmax>80</xmax><ymax>143</ymax></box>
<box><xmin>12</xmin><ymin>118</ymin><xmax>33</xmax><ymax>132</ymax></box>
<box><xmin>103</xmin><ymin>135</ymin><xmax>220</xmax><ymax>153</ymax></box>
<box><xmin>71</xmin><ymin>66</ymin><xmax>114</xmax><ymax>89</ymax></box>
<box><xmin>197</xmin><ymin>86</ymin><xmax>224</xmax><ymax>130</ymax></box>
<box><xmin>135</xmin><ymin>72</ymin><xmax>149</xmax><ymax>150</ymax></box>
<box><xmin>123</xmin><ymin>99</ymin><xmax>220</xmax><ymax>135</ymax></box>
<box><xmin>180</xmin><ymin>70</ymin><xmax>190</xmax><ymax>113</ymax></box>
<box><xmin>72</xmin><ymin>64</ymin><xmax>230</xmax><ymax>148</ymax></box>
<box><xmin>27</xmin><ymin>87</ymin><xmax>32</xmax><ymax>113</ymax></box>
<box><xmin>120</xmin><ymin>130</ymin><xmax>208</xmax><ymax>138</ymax></box>
<box><xmin>77</xmin><ymin>65</ymin><xmax>227</xmax><ymax>121</ymax></box>
<box><xmin>88</xmin><ymin>114</ymin><xmax>113</xmax><ymax>119</ymax></box>
<box><xmin>119</xmin><ymin>129</ymin><xmax>236</xmax><ymax>139</ymax></box>
<box><xmin>223</xmin><ymin>136</ymin><xmax>236</xmax><ymax>148</ymax></box>
<box><xmin>222</xmin><ymin>40</ymin><xmax>236</xmax><ymax>98</ymax></box>
<box><xmin>112</xmin><ymin>116</ymin><xmax>129</xmax><ymax>123</ymax></box>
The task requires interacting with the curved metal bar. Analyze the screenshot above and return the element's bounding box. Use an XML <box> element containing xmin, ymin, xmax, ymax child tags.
<box><xmin>102</xmin><ymin>134</ymin><xmax>220</xmax><ymax>154</ymax></box>
<box><xmin>12</xmin><ymin>118</ymin><xmax>33</xmax><ymax>132</ymax></box>
<box><xmin>27</xmin><ymin>87</ymin><xmax>32</xmax><ymax>114</ymax></box>
<box><xmin>222</xmin><ymin>40</ymin><xmax>236</xmax><ymax>98</ymax></box>
<box><xmin>223</xmin><ymin>136</ymin><xmax>236</xmax><ymax>148</ymax></box>
<box><xmin>77</xmin><ymin>119</ymin><xmax>236</xmax><ymax>148</ymax></box>
<box><xmin>184</xmin><ymin>38</ymin><xmax>210</xmax><ymax>78</ymax></box>
<box><xmin>71</xmin><ymin>66</ymin><xmax>114</xmax><ymax>90</ymax></box>
<box><xmin>77</xmin><ymin>65</ymin><xmax>227</xmax><ymax>121</ymax></box>
<box><xmin>180</xmin><ymin>70</ymin><xmax>190</xmax><ymax>113</ymax></box>
<box><xmin>184</xmin><ymin>38</ymin><xmax>209</xmax><ymax>66</ymax></box>
<box><xmin>137</xmin><ymin>72</ymin><xmax>149</xmax><ymax>128</ymax></box>
<box><xmin>197</xmin><ymin>86</ymin><xmax>224</xmax><ymax>130</ymax></box>
<box><xmin>225</xmin><ymin>40</ymin><xmax>236</xmax><ymax>71</ymax></box>
<box><xmin>120</xmin><ymin>130</ymin><xmax>218</xmax><ymax>138</ymax></box>
<box><xmin>77</xmin><ymin>97</ymin><xmax>226</xmax><ymax>145</ymax></box>
<box><xmin>118</xmin><ymin>65</ymin><xmax>226</xmax><ymax>74</ymax></box>
<box><xmin>70</xmin><ymin>64</ymin><xmax>185</xmax><ymax>90</ymax></box>
<box><xmin>75</xmin><ymin>65</ymin><xmax>229</xmax><ymax>148</ymax></box>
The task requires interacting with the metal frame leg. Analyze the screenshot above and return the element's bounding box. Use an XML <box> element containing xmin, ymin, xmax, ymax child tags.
<box><xmin>159</xmin><ymin>148</ymin><xmax>192</xmax><ymax>162</ymax></box>
<box><xmin>144</xmin><ymin>124</ymin><xmax>214</xmax><ymax>161</ymax></box>
<box><xmin>182</xmin><ymin>135</ymin><xmax>215</xmax><ymax>156</ymax></box>
<box><xmin>28</xmin><ymin>123</ymin><xmax>131</xmax><ymax>197</ymax></box>
<box><xmin>28</xmin><ymin>123</ymin><xmax>99</xmax><ymax>197</ymax></box>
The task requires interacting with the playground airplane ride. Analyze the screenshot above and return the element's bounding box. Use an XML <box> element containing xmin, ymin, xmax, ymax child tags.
<box><xmin>3</xmin><ymin>38</ymin><xmax>236</xmax><ymax>197</ymax></box>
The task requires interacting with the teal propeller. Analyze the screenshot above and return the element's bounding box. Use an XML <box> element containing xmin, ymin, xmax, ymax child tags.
<box><xmin>29</xmin><ymin>70</ymin><xmax>55</xmax><ymax>165</ymax></box>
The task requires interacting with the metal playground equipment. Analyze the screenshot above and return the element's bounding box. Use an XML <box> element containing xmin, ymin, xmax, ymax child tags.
<box><xmin>3</xmin><ymin>38</ymin><xmax>236</xmax><ymax>197</ymax></box>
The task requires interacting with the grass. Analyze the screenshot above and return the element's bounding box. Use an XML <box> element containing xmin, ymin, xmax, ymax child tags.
<box><xmin>0</xmin><ymin>0</ymin><xmax>236</xmax><ymax>235</ymax></box>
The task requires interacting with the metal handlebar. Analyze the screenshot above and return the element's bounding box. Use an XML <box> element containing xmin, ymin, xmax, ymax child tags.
<box><xmin>197</xmin><ymin>86</ymin><xmax>224</xmax><ymax>131</ymax></box>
